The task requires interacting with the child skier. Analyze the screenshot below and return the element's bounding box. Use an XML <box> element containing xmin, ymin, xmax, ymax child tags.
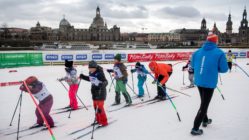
<box><xmin>148</xmin><ymin>61</ymin><xmax>173</xmax><ymax>100</ymax></box>
<box><xmin>182</xmin><ymin>58</ymin><xmax>194</xmax><ymax>88</ymax></box>
<box><xmin>107</xmin><ymin>54</ymin><xmax>132</xmax><ymax>106</ymax></box>
<box><xmin>80</xmin><ymin>61</ymin><xmax>108</xmax><ymax>127</ymax></box>
<box><xmin>226</xmin><ymin>50</ymin><xmax>235</xmax><ymax>72</ymax></box>
<box><xmin>130</xmin><ymin>62</ymin><xmax>149</xmax><ymax>98</ymax></box>
<box><xmin>58</xmin><ymin>60</ymin><xmax>79</xmax><ymax>110</ymax></box>
<box><xmin>191</xmin><ymin>32</ymin><xmax>228</xmax><ymax>135</ymax></box>
<box><xmin>20</xmin><ymin>76</ymin><xmax>54</xmax><ymax>129</ymax></box>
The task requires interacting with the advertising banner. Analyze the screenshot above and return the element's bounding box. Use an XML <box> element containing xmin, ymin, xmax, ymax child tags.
<box><xmin>0</xmin><ymin>53</ymin><xmax>43</xmax><ymax>68</ymax></box>
<box><xmin>127</xmin><ymin>52</ymin><xmax>192</xmax><ymax>62</ymax></box>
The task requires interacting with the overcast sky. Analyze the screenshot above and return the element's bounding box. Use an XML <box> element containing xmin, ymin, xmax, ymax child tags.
<box><xmin>0</xmin><ymin>0</ymin><xmax>248</xmax><ymax>33</ymax></box>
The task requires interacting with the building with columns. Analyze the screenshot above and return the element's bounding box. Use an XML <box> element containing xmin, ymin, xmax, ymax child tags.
<box><xmin>30</xmin><ymin>6</ymin><xmax>121</xmax><ymax>42</ymax></box>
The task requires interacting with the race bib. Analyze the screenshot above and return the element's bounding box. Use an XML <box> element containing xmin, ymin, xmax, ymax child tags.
<box><xmin>114</xmin><ymin>66</ymin><xmax>123</xmax><ymax>78</ymax></box>
<box><xmin>89</xmin><ymin>76</ymin><xmax>102</xmax><ymax>86</ymax></box>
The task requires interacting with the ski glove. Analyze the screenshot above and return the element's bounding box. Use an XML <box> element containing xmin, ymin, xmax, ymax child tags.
<box><xmin>158</xmin><ymin>83</ymin><xmax>163</xmax><ymax>87</ymax></box>
<box><xmin>58</xmin><ymin>78</ymin><xmax>64</xmax><ymax>82</ymax></box>
<box><xmin>130</xmin><ymin>69</ymin><xmax>136</xmax><ymax>73</ymax></box>
<box><xmin>107</xmin><ymin>69</ymin><xmax>113</xmax><ymax>73</ymax></box>
<box><xmin>152</xmin><ymin>80</ymin><xmax>157</xmax><ymax>84</ymax></box>
<box><xmin>123</xmin><ymin>79</ymin><xmax>128</xmax><ymax>84</ymax></box>
<box><xmin>79</xmin><ymin>74</ymin><xmax>85</xmax><ymax>79</ymax></box>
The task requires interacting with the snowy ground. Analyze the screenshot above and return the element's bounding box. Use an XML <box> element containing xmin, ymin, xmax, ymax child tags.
<box><xmin>0</xmin><ymin>59</ymin><xmax>249</xmax><ymax>140</ymax></box>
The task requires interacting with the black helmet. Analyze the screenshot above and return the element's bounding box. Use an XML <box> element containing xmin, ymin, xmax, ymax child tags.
<box><xmin>88</xmin><ymin>60</ymin><xmax>98</xmax><ymax>68</ymax></box>
<box><xmin>135</xmin><ymin>62</ymin><xmax>141</xmax><ymax>68</ymax></box>
<box><xmin>65</xmin><ymin>60</ymin><xmax>73</xmax><ymax>68</ymax></box>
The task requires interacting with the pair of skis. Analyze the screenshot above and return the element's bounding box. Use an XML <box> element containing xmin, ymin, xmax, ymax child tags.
<box><xmin>51</xmin><ymin>105</ymin><xmax>92</xmax><ymax>115</ymax></box>
<box><xmin>69</xmin><ymin>119</ymin><xmax>117</xmax><ymax>140</ymax></box>
<box><xmin>5</xmin><ymin>124</ymin><xmax>63</xmax><ymax>139</ymax></box>
<box><xmin>108</xmin><ymin>95</ymin><xmax>178</xmax><ymax>112</ymax></box>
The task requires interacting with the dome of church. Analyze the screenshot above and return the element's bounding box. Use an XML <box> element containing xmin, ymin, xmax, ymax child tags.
<box><xmin>60</xmin><ymin>17</ymin><xmax>70</xmax><ymax>27</ymax></box>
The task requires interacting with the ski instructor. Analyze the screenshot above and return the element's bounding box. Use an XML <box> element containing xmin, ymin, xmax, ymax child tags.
<box><xmin>190</xmin><ymin>32</ymin><xmax>228</xmax><ymax>135</ymax></box>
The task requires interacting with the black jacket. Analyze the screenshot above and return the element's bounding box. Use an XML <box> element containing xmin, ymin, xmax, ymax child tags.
<box><xmin>80</xmin><ymin>66</ymin><xmax>108</xmax><ymax>100</ymax></box>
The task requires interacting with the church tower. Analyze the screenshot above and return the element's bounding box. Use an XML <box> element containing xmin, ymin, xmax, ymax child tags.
<box><xmin>226</xmin><ymin>12</ymin><xmax>233</xmax><ymax>34</ymax></box>
<box><xmin>201</xmin><ymin>18</ymin><xmax>207</xmax><ymax>30</ymax></box>
<box><xmin>212</xmin><ymin>22</ymin><xmax>220</xmax><ymax>35</ymax></box>
<box><xmin>240</xmin><ymin>7</ymin><xmax>248</xmax><ymax>29</ymax></box>
<box><xmin>239</xmin><ymin>6</ymin><xmax>249</xmax><ymax>44</ymax></box>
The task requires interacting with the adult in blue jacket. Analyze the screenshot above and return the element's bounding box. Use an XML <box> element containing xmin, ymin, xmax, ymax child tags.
<box><xmin>190</xmin><ymin>32</ymin><xmax>228</xmax><ymax>135</ymax></box>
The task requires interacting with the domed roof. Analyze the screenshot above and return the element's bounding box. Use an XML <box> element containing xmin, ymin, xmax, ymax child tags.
<box><xmin>91</xmin><ymin>16</ymin><xmax>104</xmax><ymax>27</ymax></box>
<box><xmin>60</xmin><ymin>16</ymin><xmax>70</xmax><ymax>27</ymax></box>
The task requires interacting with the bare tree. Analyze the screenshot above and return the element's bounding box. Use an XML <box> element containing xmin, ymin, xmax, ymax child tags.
<box><xmin>1</xmin><ymin>22</ymin><xmax>9</xmax><ymax>39</ymax></box>
<box><xmin>1</xmin><ymin>22</ymin><xmax>8</xmax><ymax>28</ymax></box>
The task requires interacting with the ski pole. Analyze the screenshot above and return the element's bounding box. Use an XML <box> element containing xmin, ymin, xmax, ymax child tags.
<box><xmin>216</xmin><ymin>86</ymin><xmax>225</xmax><ymax>100</ymax></box>
<box><xmin>58</xmin><ymin>80</ymin><xmax>88</xmax><ymax>111</ymax></box>
<box><xmin>232</xmin><ymin>62</ymin><xmax>249</xmax><ymax>77</ymax></box>
<box><xmin>75</xmin><ymin>79</ymin><xmax>88</xmax><ymax>110</ymax></box>
<box><xmin>131</xmin><ymin>71</ymin><xmax>135</xmax><ymax>91</ymax></box>
<box><xmin>167</xmin><ymin>87</ymin><xmax>191</xmax><ymax>97</ymax></box>
<box><xmin>172</xmin><ymin>60</ymin><xmax>188</xmax><ymax>66</ymax></box>
<box><xmin>126</xmin><ymin>83</ymin><xmax>137</xmax><ymax>96</ymax></box>
<box><xmin>235</xmin><ymin>56</ymin><xmax>237</xmax><ymax>72</ymax></box>
<box><xmin>9</xmin><ymin>91</ymin><xmax>22</xmax><ymax>126</ymax></box>
<box><xmin>58</xmin><ymin>80</ymin><xmax>68</xmax><ymax>91</ymax></box>
<box><xmin>126</xmin><ymin>83</ymin><xmax>143</xmax><ymax>101</ymax></box>
<box><xmin>108</xmin><ymin>77</ymin><xmax>115</xmax><ymax>93</ymax></box>
<box><xmin>108</xmin><ymin>73</ymin><xmax>116</xmax><ymax>91</ymax></box>
<box><xmin>91</xmin><ymin>106</ymin><xmax>98</xmax><ymax>139</ymax></box>
<box><xmin>145</xmin><ymin>82</ymin><xmax>150</xmax><ymax>98</ymax></box>
<box><xmin>17</xmin><ymin>91</ymin><xmax>23</xmax><ymax>140</ymax></box>
<box><xmin>183</xmin><ymin>70</ymin><xmax>185</xmax><ymax>85</ymax></box>
<box><xmin>23</xmin><ymin>81</ymin><xmax>56</xmax><ymax>140</ymax></box>
<box><xmin>148</xmin><ymin>73</ymin><xmax>181</xmax><ymax>122</ymax></box>
<box><xmin>68</xmin><ymin>79</ymin><xmax>88</xmax><ymax>119</ymax></box>
<box><xmin>219</xmin><ymin>74</ymin><xmax>223</xmax><ymax>85</ymax></box>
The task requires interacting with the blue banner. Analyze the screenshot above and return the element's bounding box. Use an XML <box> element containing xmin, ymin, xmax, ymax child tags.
<box><xmin>239</xmin><ymin>52</ymin><xmax>247</xmax><ymax>57</ymax></box>
<box><xmin>105</xmin><ymin>54</ymin><xmax>114</xmax><ymax>59</ymax></box>
<box><xmin>76</xmin><ymin>54</ymin><xmax>88</xmax><ymax>60</ymax></box>
<box><xmin>46</xmin><ymin>54</ymin><xmax>59</xmax><ymax>61</ymax></box>
<box><xmin>92</xmin><ymin>54</ymin><xmax>102</xmax><ymax>60</ymax></box>
<box><xmin>121</xmin><ymin>54</ymin><xmax>126</xmax><ymax>59</ymax></box>
<box><xmin>61</xmin><ymin>55</ymin><xmax>73</xmax><ymax>60</ymax></box>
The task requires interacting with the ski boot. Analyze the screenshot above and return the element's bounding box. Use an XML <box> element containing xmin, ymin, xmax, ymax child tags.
<box><xmin>29</xmin><ymin>123</ymin><xmax>44</xmax><ymax>129</ymax></box>
<box><xmin>160</xmin><ymin>96</ymin><xmax>167</xmax><ymax>100</ymax></box>
<box><xmin>191</xmin><ymin>128</ymin><xmax>203</xmax><ymax>135</ymax></box>
<box><xmin>202</xmin><ymin>119</ymin><xmax>212</xmax><ymax>127</ymax></box>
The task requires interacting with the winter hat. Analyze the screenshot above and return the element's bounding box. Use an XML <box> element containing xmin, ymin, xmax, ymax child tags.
<box><xmin>207</xmin><ymin>32</ymin><xmax>218</xmax><ymax>44</ymax></box>
<box><xmin>88</xmin><ymin>60</ymin><xmax>98</xmax><ymax>68</ymax></box>
<box><xmin>114</xmin><ymin>54</ymin><xmax>122</xmax><ymax>61</ymax></box>
<box><xmin>65</xmin><ymin>60</ymin><xmax>73</xmax><ymax>68</ymax></box>
<box><xmin>135</xmin><ymin>62</ymin><xmax>141</xmax><ymax>68</ymax></box>
<box><xmin>25</xmin><ymin>76</ymin><xmax>38</xmax><ymax>85</ymax></box>
<box><xmin>149</xmin><ymin>61</ymin><xmax>157</xmax><ymax>71</ymax></box>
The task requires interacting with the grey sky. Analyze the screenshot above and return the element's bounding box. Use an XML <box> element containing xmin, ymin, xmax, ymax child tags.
<box><xmin>0</xmin><ymin>0</ymin><xmax>248</xmax><ymax>33</ymax></box>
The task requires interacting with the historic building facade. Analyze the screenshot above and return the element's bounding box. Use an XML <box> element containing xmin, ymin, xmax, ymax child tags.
<box><xmin>30</xmin><ymin>22</ymin><xmax>52</xmax><ymax>41</ymax></box>
<box><xmin>30</xmin><ymin>6</ymin><xmax>121</xmax><ymax>42</ymax></box>
<box><xmin>220</xmin><ymin>7</ymin><xmax>248</xmax><ymax>45</ymax></box>
<box><xmin>164</xmin><ymin>18</ymin><xmax>209</xmax><ymax>45</ymax></box>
